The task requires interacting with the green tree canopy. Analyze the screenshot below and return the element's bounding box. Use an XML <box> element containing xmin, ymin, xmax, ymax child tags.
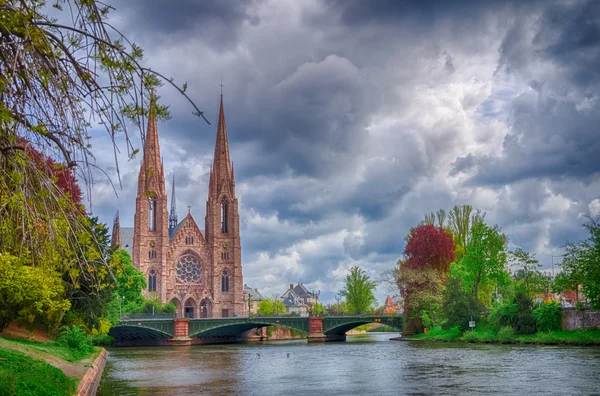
<box><xmin>111</xmin><ymin>249</ymin><xmax>146</xmax><ymax>304</ymax></box>
<box><xmin>340</xmin><ymin>266</ymin><xmax>377</xmax><ymax>314</ymax></box>
<box><xmin>257</xmin><ymin>298</ymin><xmax>286</xmax><ymax>316</ymax></box>
<box><xmin>452</xmin><ymin>221</ymin><xmax>509</xmax><ymax>302</ymax></box>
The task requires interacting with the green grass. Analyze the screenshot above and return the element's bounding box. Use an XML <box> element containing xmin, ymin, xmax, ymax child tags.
<box><xmin>516</xmin><ymin>329</ymin><xmax>600</xmax><ymax>345</ymax></box>
<box><xmin>0</xmin><ymin>336</ymin><xmax>99</xmax><ymax>362</ymax></box>
<box><xmin>408</xmin><ymin>325</ymin><xmax>600</xmax><ymax>345</ymax></box>
<box><xmin>414</xmin><ymin>325</ymin><xmax>462</xmax><ymax>341</ymax></box>
<box><xmin>367</xmin><ymin>325</ymin><xmax>398</xmax><ymax>332</ymax></box>
<box><xmin>0</xmin><ymin>347</ymin><xmax>77</xmax><ymax>396</ymax></box>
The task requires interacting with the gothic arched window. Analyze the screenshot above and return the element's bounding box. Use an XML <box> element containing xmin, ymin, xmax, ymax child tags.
<box><xmin>221</xmin><ymin>269</ymin><xmax>229</xmax><ymax>292</ymax></box>
<box><xmin>148</xmin><ymin>197</ymin><xmax>156</xmax><ymax>231</ymax></box>
<box><xmin>148</xmin><ymin>268</ymin><xmax>157</xmax><ymax>292</ymax></box>
<box><xmin>220</xmin><ymin>197</ymin><xmax>228</xmax><ymax>234</ymax></box>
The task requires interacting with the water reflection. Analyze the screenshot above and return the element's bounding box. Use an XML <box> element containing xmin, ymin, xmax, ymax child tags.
<box><xmin>99</xmin><ymin>334</ymin><xmax>600</xmax><ymax>395</ymax></box>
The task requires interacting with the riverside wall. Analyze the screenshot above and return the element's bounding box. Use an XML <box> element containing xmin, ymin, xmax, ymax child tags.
<box><xmin>76</xmin><ymin>348</ymin><xmax>107</xmax><ymax>396</ymax></box>
<box><xmin>562</xmin><ymin>309</ymin><xmax>600</xmax><ymax>331</ymax></box>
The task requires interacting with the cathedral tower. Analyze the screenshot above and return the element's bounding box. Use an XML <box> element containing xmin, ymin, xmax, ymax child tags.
<box><xmin>132</xmin><ymin>99</ymin><xmax>170</xmax><ymax>301</ymax></box>
<box><xmin>205</xmin><ymin>95</ymin><xmax>244</xmax><ymax>318</ymax></box>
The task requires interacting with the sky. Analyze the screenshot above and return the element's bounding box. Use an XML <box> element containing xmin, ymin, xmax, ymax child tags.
<box><xmin>85</xmin><ymin>0</ymin><xmax>600</xmax><ymax>304</ymax></box>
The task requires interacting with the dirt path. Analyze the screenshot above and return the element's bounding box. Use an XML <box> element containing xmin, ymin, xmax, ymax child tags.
<box><xmin>0</xmin><ymin>338</ymin><xmax>92</xmax><ymax>378</ymax></box>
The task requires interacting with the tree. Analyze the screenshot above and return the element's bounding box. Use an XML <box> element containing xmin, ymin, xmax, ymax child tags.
<box><xmin>111</xmin><ymin>249</ymin><xmax>146</xmax><ymax>305</ymax></box>
<box><xmin>441</xmin><ymin>277</ymin><xmax>482</xmax><ymax>330</ymax></box>
<box><xmin>398</xmin><ymin>224</ymin><xmax>455</xmax><ymax>329</ymax></box>
<box><xmin>0</xmin><ymin>254</ymin><xmax>71</xmax><ymax>331</ymax></box>
<box><xmin>399</xmin><ymin>266</ymin><xmax>444</xmax><ymax>327</ymax></box>
<box><xmin>403</xmin><ymin>224</ymin><xmax>456</xmax><ymax>273</ymax></box>
<box><xmin>453</xmin><ymin>222</ymin><xmax>508</xmax><ymax>302</ymax></box>
<box><xmin>310</xmin><ymin>303</ymin><xmax>327</xmax><ymax>315</ymax></box>
<box><xmin>557</xmin><ymin>216</ymin><xmax>600</xmax><ymax>308</ymax></box>
<box><xmin>257</xmin><ymin>298</ymin><xmax>286</xmax><ymax>316</ymax></box>
<box><xmin>509</xmin><ymin>248</ymin><xmax>541</xmax><ymax>300</ymax></box>
<box><xmin>340</xmin><ymin>266</ymin><xmax>377</xmax><ymax>314</ymax></box>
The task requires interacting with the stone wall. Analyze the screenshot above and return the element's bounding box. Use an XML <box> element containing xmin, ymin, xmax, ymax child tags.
<box><xmin>562</xmin><ymin>309</ymin><xmax>600</xmax><ymax>330</ymax></box>
<box><xmin>76</xmin><ymin>349</ymin><xmax>107</xmax><ymax>396</ymax></box>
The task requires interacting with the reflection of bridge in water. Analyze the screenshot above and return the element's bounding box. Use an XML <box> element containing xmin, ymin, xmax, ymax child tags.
<box><xmin>109</xmin><ymin>315</ymin><xmax>403</xmax><ymax>346</ymax></box>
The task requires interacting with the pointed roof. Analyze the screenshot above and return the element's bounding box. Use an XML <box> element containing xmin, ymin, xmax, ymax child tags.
<box><xmin>169</xmin><ymin>173</ymin><xmax>178</xmax><ymax>230</ymax></box>
<box><xmin>111</xmin><ymin>211</ymin><xmax>121</xmax><ymax>249</ymax></box>
<box><xmin>138</xmin><ymin>97</ymin><xmax>165</xmax><ymax>197</ymax></box>
<box><xmin>212</xmin><ymin>95</ymin><xmax>233</xmax><ymax>184</ymax></box>
<box><xmin>169</xmin><ymin>212</ymin><xmax>205</xmax><ymax>242</ymax></box>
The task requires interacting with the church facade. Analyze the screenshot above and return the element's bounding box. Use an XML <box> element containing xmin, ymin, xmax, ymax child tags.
<box><xmin>129</xmin><ymin>96</ymin><xmax>244</xmax><ymax>319</ymax></box>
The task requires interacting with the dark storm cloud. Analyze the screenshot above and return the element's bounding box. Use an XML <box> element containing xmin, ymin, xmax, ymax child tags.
<box><xmin>86</xmin><ymin>0</ymin><xmax>600</xmax><ymax>301</ymax></box>
<box><xmin>453</xmin><ymin>0</ymin><xmax>600</xmax><ymax>186</ymax></box>
<box><xmin>118</xmin><ymin>0</ymin><xmax>259</xmax><ymax>48</ymax></box>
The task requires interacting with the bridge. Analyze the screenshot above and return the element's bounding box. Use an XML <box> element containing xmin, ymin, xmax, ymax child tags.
<box><xmin>109</xmin><ymin>315</ymin><xmax>402</xmax><ymax>346</ymax></box>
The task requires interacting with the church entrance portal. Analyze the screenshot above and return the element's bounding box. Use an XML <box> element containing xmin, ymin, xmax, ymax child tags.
<box><xmin>200</xmin><ymin>299</ymin><xmax>211</xmax><ymax>318</ymax></box>
<box><xmin>185</xmin><ymin>303</ymin><xmax>194</xmax><ymax>318</ymax></box>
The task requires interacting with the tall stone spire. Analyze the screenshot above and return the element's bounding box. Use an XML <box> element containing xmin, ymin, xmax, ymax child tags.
<box><xmin>169</xmin><ymin>173</ymin><xmax>178</xmax><ymax>231</ymax></box>
<box><xmin>111</xmin><ymin>210</ymin><xmax>121</xmax><ymax>249</ymax></box>
<box><xmin>211</xmin><ymin>95</ymin><xmax>233</xmax><ymax>190</ymax></box>
<box><xmin>137</xmin><ymin>97</ymin><xmax>166</xmax><ymax>198</ymax></box>
<box><xmin>132</xmin><ymin>95</ymin><xmax>170</xmax><ymax>301</ymax></box>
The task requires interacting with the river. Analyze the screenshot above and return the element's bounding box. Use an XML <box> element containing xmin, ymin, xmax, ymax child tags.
<box><xmin>98</xmin><ymin>333</ymin><xmax>600</xmax><ymax>395</ymax></box>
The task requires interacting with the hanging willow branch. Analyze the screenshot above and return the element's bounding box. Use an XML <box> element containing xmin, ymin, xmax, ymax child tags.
<box><xmin>0</xmin><ymin>0</ymin><xmax>210</xmax><ymax>322</ymax></box>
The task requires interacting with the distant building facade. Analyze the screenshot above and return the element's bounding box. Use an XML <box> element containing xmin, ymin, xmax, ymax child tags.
<box><xmin>243</xmin><ymin>285</ymin><xmax>265</xmax><ymax>314</ymax></box>
<box><xmin>117</xmin><ymin>96</ymin><xmax>244</xmax><ymax>319</ymax></box>
<box><xmin>280</xmin><ymin>282</ymin><xmax>319</xmax><ymax>317</ymax></box>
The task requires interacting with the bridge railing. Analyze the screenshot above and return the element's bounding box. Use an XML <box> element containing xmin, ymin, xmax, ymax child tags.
<box><xmin>120</xmin><ymin>313</ymin><xmax>176</xmax><ymax>321</ymax></box>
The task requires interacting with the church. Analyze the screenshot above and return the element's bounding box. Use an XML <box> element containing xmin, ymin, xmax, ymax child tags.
<box><xmin>115</xmin><ymin>96</ymin><xmax>244</xmax><ymax>319</ymax></box>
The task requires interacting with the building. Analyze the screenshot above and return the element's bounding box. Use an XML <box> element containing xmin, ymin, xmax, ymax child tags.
<box><xmin>243</xmin><ymin>285</ymin><xmax>265</xmax><ymax>314</ymax></box>
<box><xmin>280</xmin><ymin>283</ymin><xmax>319</xmax><ymax>317</ymax></box>
<box><xmin>123</xmin><ymin>95</ymin><xmax>244</xmax><ymax>319</ymax></box>
<box><xmin>383</xmin><ymin>295</ymin><xmax>401</xmax><ymax>314</ymax></box>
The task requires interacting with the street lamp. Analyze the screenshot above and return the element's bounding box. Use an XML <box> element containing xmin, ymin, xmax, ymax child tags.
<box><xmin>551</xmin><ymin>254</ymin><xmax>566</xmax><ymax>278</ymax></box>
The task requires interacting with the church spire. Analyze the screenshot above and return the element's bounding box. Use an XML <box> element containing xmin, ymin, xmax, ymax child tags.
<box><xmin>169</xmin><ymin>173</ymin><xmax>178</xmax><ymax>230</ymax></box>
<box><xmin>137</xmin><ymin>96</ymin><xmax>166</xmax><ymax>197</ymax></box>
<box><xmin>212</xmin><ymin>95</ymin><xmax>233</xmax><ymax>187</ymax></box>
<box><xmin>111</xmin><ymin>210</ymin><xmax>121</xmax><ymax>249</ymax></box>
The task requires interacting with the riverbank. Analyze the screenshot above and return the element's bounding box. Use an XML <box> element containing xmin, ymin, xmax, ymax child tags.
<box><xmin>0</xmin><ymin>334</ymin><xmax>106</xmax><ymax>395</ymax></box>
<box><xmin>407</xmin><ymin>325</ymin><xmax>600</xmax><ymax>345</ymax></box>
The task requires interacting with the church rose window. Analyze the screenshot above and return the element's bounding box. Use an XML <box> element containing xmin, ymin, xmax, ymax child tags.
<box><xmin>176</xmin><ymin>253</ymin><xmax>202</xmax><ymax>284</ymax></box>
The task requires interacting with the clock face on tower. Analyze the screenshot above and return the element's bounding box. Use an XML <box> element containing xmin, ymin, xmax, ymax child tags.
<box><xmin>222</xmin><ymin>243</ymin><xmax>228</xmax><ymax>250</ymax></box>
<box><xmin>150</xmin><ymin>241</ymin><xmax>156</xmax><ymax>248</ymax></box>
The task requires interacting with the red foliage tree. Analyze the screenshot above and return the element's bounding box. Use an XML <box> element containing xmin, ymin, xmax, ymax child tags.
<box><xmin>21</xmin><ymin>140</ymin><xmax>83</xmax><ymax>207</ymax></box>
<box><xmin>403</xmin><ymin>224</ymin><xmax>456</xmax><ymax>272</ymax></box>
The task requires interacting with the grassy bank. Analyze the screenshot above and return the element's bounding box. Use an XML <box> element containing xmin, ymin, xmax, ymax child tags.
<box><xmin>0</xmin><ymin>336</ymin><xmax>100</xmax><ymax>362</ymax></box>
<box><xmin>0</xmin><ymin>347</ymin><xmax>77</xmax><ymax>396</ymax></box>
<box><xmin>411</xmin><ymin>325</ymin><xmax>600</xmax><ymax>345</ymax></box>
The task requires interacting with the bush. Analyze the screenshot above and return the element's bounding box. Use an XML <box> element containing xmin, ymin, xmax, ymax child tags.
<box><xmin>461</xmin><ymin>330</ymin><xmax>479</xmax><ymax>343</ymax></box>
<box><xmin>576</xmin><ymin>301</ymin><xmax>585</xmax><ymax>311</ymax></box>
<box><xmin>91</xmin><ymin>334</ymin><xmax>114</xmax><ymax>346</ymax></box>
<box><xmin>532</xmin><ymin>301</ymin><xmax>563</xmax><ymax>332</ymax></box>
<box><xmin>441</xmin><ymin>277</ymin><xmax>482</xmax><ymax>331</ymax></box>
<box><xmin>513</xmin><ymin>291</ymin><xmax>537</xmax><ymax>335</ymax></box>
<box><xmin>488</xmin><ymin>301</ymin><xmax>518</xmax><ymax>330</ymax></box>
<box><xmin>497</xmin><ymin>326</ymin><xmax>515</xmax><ymax>343</ymax></box>
<box><xmin>56</xmin><ymin>325</ymin><xmax>94</xmax><ymax>354</ymax></box>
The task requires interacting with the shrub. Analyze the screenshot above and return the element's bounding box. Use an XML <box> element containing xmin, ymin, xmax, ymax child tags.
<box><xmin>576</xmin><ymin>301</ymin><xmax>585</xmax><ymax>311</ymax></box>
<box><xmin>513</xmin><ymin>291</ymin><xmax>536</xmax><ymax>335</ymax></box>
<box><xmin>461</xmin><ymin>330</ymin><xmax>479</xmax><ymax>343</ymax></box>
<box><xmin>56</xmin><ymin>325</ymin><xmax>94</xmax><ymax>354</ymax></box>
<box><xmin>488</xmin><ymin>301</ymin><xmax>518</xmax><ymax>330</ymax></box>
<box><xmin>92</xmin><ymin>334</ymin><xmax>114</xmax><ymax>346</ymax></box>
<box><xmin>441</xmin><ymin>277</ymin><xmax>482</xmax><ymax>331</ymax></box>
<box><xmin>532</xmin><ymin>301</ymin><xmax>563</xmax><ymax>332</ymax></box>
<box><xmin>497</xmin><ymin>326</ymin><xmax>515</xmax><ymax>343</ymax></box>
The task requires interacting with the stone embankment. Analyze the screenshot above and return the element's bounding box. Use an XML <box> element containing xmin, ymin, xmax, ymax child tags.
<box><xmin>76</xmin><ymin>348</ymin><xmax>107</xmax><ymax>396</ymax></box>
